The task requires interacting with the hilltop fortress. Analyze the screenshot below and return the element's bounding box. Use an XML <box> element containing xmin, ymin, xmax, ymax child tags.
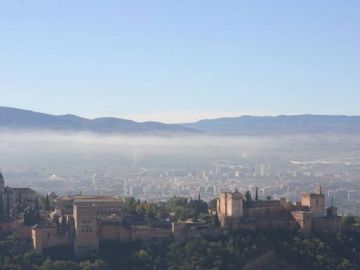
<box><xmin>0</xmin><ymin>171</ymin><xmax>343</xmax><ymax>258</ymax></box>
<box><xmin>217</xmin><ymin>189</ymin><xmax>341</xmax><ymax>234</ymax></box>
<box><xmin>32</xmin><ymin>195</ymin><xmax>172</xmax><ymax>257</ymax></box>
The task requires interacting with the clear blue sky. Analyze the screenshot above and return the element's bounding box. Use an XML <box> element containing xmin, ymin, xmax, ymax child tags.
<box><xmin>0</xmin><ymin>1</ymin><xmax>359</xmax><ymax>122</ymax></box>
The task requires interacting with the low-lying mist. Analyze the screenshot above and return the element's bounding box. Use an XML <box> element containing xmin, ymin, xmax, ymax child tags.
<box><xmin>0</xmin><ymin>131</ymin><xmax>359</xmax><ymax>193</ymax></box>
<box><xmin>1</xmin><ymin>131</ymin><xmax>359</xmax><ymax>164</ymax></box>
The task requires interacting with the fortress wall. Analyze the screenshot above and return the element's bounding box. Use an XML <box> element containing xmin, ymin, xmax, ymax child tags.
<box><xmin>312</xmin><ymin>217</ymin><xmax>342</xmax><ymax>233</ymax></box>
<box><xmin>14</xmin><ymin>226</ymin><xmax>32</xmax><ymax>239</ymax></box>
<box><xmin>99</xmin><ymin>225</ymin><xmax>131</xmax><ymax>242</ymax></box>
<box><xmin>291</xmin><ymin>211</ymin><xmax>312</xmax><ymax>234</ymax></box>
<box><xmin>0</xmin><ymin>221</ymin><xmax>21</xmax><ymax>236</ymax></box>
<box><xmin>237</xmin><ymin>219</ymin><xmax>291</xmax><ymax>231</ymax></box>
<box><xmin>244</xmin><ymin>207</ymin><xmax>289</xmax><ymax>219</ymax></box>
<box><xmin>252</xmin><ymin>200</ymin><xmax>281</xmax><ymax>208</ymax></box>
<box><xmin>131</xmin><ymin>226</ymin><xmax>151</xmax><ymax>241</ymax></box>
<box><xmin>131</xmin><ymin>226</ymin><xmax>172</xmax><ymax>241</ymax></box>
<box><xmin>149</xmin><ymin>227</ymin><xmax>173</xmax><ymax>239</ymax></box>
<box><xmin>32</xmin><ymin>227</ymin><xmax>72</xmax><ymax>253</ymax></box>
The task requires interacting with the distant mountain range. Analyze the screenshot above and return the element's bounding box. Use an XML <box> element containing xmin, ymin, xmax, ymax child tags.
<box><xmin>182</xmin><ymin>115</ymin><xmax>360</xmax><ymax>135</ymax></box>
<box><xmin>1</xmin><ymin>106</ymin><xmax>360</xmax><ymax>135</ymax></box>
<box><xmin>0</xmin><ymin>107</ymin><xmax>195</xmax><ymax>134</ymax></box>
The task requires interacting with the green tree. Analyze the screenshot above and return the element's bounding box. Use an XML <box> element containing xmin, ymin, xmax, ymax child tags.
<box><xmin>6</xmin><ymin>192</ymin><xmax>10</xmax><ymax>215</ymax></box>
<box><xmin>337</xmin><ymin>259</ymin><xmax>354</xmax><ymax>270</ymax></box>
<box><xmin>245</xmin><ymin>190</ymin><xmax>252</xmax><ymax>207</ymax></box>
<box><xmin>342</xmin><ymin>215</ymin><xmax>357</xmax><ymax>228</ymax></box>
<box><xmin>44</xmin><ymin>194</ymin><xmax>50</xmax><ymax>211</ymax></box>
<box><xmin>209</xmin><ymin>198</ymin><xmax>217</xmax><ymax>210</ymax></box>
<box><xmin>79</xmin><ymin>260</ymin><xmax>108</xmax><ymax>270</ymax></box>
<box><xmin>34</xmin><ymin>197</ymin><xmax>39</xmax><ymax>210</ymax></box>
<box><xmin>38</xmin><ymin>259</ymin><xmax>79</xmax><ymax>270</ymax></box>
<box><xmin>133</xmin><ymin>249</ymin><xmax>152</xmax><ymax>270</ymax></box>
<box><xmin>0</xmin><ymin>192</ymin><xmax>4</xmax><ymax>218</ymax></box>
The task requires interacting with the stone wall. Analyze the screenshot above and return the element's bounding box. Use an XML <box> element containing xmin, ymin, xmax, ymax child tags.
<box><xmin>244</xmin><ymin>207</ymin><xmax>289</xmax><ymax>219</ymax></box>
<box><xmin>99</xmin><ymin>224</ymin><xmax>131</xmax><ymax>242</ymax></box>
<box><xmin>32</xmin><ymin>226</ymin><xmax>72</xmax><ymax>253</ymax></box>
<box><xmin>0</xmin><ymin>221</ymin><xmax>21</xmax><ymax>236</ymax></box>
<box><xmin>312</xmin><ymin>216</ymin><xmax>342</xmax><ymax>233</ymax></box>
<box><xmin>291</xmin><ymin>211</ymin><xmax>312</xmax><ymax>234</ymax></box>
<box><xmin>251</xmin><ymin>200</ymin><xmax>281</xmax><ymax>208</ymax></box>
<box><xmin>131</xmin><ymin>226</ymin><xmax>172</xmax><ymax>241</ymax></box>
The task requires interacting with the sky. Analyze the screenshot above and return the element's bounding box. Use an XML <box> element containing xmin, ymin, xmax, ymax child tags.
<box><xmin>0</xmin><ymin>0</ymin><xmax>359</xmax><ymax>123</ymax></box>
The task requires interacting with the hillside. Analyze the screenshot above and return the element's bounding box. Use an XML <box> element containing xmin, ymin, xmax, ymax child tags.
<box><xmin>181</xmin><ymin>115</ymin><xmax>360</xmax><ymax>135</ymax></box>
<box><xmin>1</xmin><ymin>107</ymin><xmax>360</xmax><ymax>135</ymax></box>
<box><xmin>0</xmin><ymin>107</ymin><xmax>196</xmax><ymax>134</ymax></box>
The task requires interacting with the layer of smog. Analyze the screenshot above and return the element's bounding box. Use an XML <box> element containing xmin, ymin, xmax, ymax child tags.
<box><xmin>1</xmin><ymin>131</ymin><xmax>360</xmax><ymax>215</ymax></box>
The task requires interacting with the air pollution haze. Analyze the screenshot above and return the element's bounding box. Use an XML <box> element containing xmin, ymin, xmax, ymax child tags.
<box><xmin>1</xmin><ymin>130</ymin><xmax>359</xmax><ymax>198</ymax></box>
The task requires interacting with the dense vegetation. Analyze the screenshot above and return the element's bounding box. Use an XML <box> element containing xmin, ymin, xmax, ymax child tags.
<box><xmin>1</xmin><ymin>229</ymin><xmax>360</xmax><ymax>270</ymax></box>
<box><xmin>1</xmin><ymin>197</ymin><xmax>360</xmax><ymax>269</ymax></box>
<box><xmin>123</xmin><ymin>196</ymin><xmax>209</xmax><ymax>221</ymax></box>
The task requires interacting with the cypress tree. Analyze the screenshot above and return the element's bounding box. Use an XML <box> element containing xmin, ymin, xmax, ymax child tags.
<box><xmin>245</xmin><ymin>190</ymin><xmax>252</xmax><ymax>208</ymax></box>
<box><xmin>6</xmin><ymin>192</ymin><xmax>10</xmax><ymax>216</ymax></box>
<box><xmin>34</xmin><ymin>197</ymin><xmax>39</xmax><ymax>210</ymax></box>
<box><xmin>45</xmin><ymin>194</ymin><xmax>50</xmax><ymax>211</ymax></box>
<box><xmin>0</xmin><ymin>192</ymin><xmax>4</xmax><ymax>217</ymax></box>
<box><xmin>34</xmin><ymin>209</ymin><xmax>40</xmax><ymax>224</ymax></box>
<box><xmin>18</xmin><ymin>190</ymin><xmax>22</xmax><ymax>205</ymax></box>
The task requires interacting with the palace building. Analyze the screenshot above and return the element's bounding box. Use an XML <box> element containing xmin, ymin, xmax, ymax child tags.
<box><xmin>0</xmin><ymin>171</ymin><xmax>37</xmax><ymax>217</ymax></box>
<box><xmin>216</xmin><ymin>188</ymin><xmax>341</xmax><ymax>234</ymax></box>
<box><xmin>32</xmin><ymin>195</ymin><xmax>172</xmax><ymax>257</ymax></box>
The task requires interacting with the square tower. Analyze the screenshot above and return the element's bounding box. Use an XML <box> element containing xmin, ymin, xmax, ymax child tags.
<box><xmin>73</xmin><ymin>201</ymin><xmax>99</xmax><ymax>257</ymax></box>
<box><xmin>217</xmin><ymin>191</ymin><xmax>243</xmax><ymax>218</ymax></box>
<box><xmin>301</xmin><ymin>193</ymin><xmax>325</xmax><ymax>218</ymax></box>
<box><xmin>73</xmin><ymin>196</ymin><xmax>124</xmax><ymax>257</ymax></box>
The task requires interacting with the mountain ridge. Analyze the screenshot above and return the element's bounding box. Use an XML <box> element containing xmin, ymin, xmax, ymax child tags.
<box><xmin>181</xmin><ymin>114</ymin><xmax>360</xmax><ymax>134</ymax></box>
<box><xmin>0</xmin><ymin>107</ymin><xmax>197</xmax><ymax>134</ymax></box>
<box><xmin>1</xmin><ymin>106</ymin><xmax>360</xmax><ymax>135</ymax></box>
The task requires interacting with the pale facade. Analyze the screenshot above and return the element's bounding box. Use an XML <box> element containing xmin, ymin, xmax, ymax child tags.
<box><xmin>301</xmin><ymin>193</ymin><xmax>325</xmax><ymax>218</ymax></box>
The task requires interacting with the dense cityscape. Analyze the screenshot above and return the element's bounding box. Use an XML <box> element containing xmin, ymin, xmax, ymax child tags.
<box><xmin>2</xmin><ymin>133</ymin><xmax>360</xmax><ymax>216</ymax></box>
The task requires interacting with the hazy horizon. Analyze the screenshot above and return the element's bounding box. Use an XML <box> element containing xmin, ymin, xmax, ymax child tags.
<box><xmin>2</xmin><ymin>106</ymin><xmax>360</xmax><ymax>124</ymax></box>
